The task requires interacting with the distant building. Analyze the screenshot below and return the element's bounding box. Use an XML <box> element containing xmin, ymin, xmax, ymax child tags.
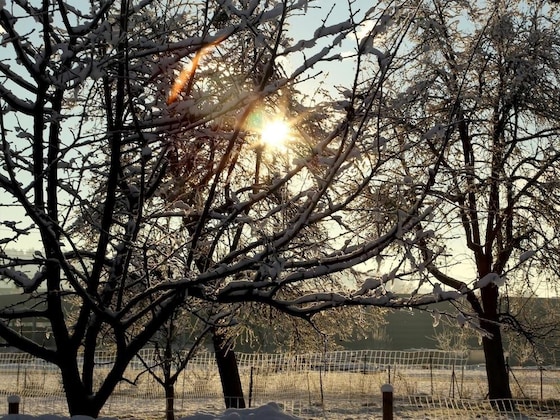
<box><xmin>0</xmin><ymin>248</ymin><xmax>42</xmax><ymax>292</ymax></box>
<box><xmin>0</xmin><ymin>249</ymin><xmax>54</xmax><ymax>349</ymax></box>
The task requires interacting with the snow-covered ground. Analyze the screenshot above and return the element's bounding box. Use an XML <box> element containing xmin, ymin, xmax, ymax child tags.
<box><xmin>1</xmin><ymin>402</ymin><xmax>299</xmax><ymax>420</ymax></box>
<box><xmin>2</xmin><ymin>396</ymin><xmax>560</xmax><ymax>420</ymax></box>
<box><xmin>0</xmin><ymin>404</ymin><xmax>333</xmax><ymax>420</ymax></box>
<box><xmin>2</xmin><ymin>362</ymin><xmax>560</xmax><ymax>419</ymax></box>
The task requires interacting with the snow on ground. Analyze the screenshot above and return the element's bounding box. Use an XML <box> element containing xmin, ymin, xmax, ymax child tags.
<box><xmin>179</xmin><ymin>402</ymin><xmax>301</xmax><ymax>419</ymax></box>
<box><xmin>0</xmin><ymin>416</ymin><xmax>116</xmax><ymax>420</ymax></box>
<box><xmin>0</xmin><ymin>403</ymin><xmax>301</xmax><ymax>420</ymax></box>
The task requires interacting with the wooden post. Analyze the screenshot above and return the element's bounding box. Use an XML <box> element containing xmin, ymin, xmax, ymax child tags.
<box><xmin>381</xmin><ymin>383</ymin><xmax>393</xmax><ymax>420</ymax></box>
<box><xmin>8</xmin><ymin>395</ymin><xmax>20</xmax><ymax>414</ymax></box>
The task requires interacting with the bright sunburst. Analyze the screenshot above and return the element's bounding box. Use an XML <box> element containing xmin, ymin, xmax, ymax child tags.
<box><xmin>260</xmin><ymin>119</ymin><xmax>291</xmax><ymax>149</ymax></box>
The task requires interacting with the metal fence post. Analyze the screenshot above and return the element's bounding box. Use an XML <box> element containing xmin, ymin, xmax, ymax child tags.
<box><xmin>381</xmin><ymin>383</ymin><xmax>393</xmax><ymax>420</ymax></box>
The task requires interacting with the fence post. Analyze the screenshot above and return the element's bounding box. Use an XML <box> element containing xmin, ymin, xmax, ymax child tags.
<box><xmin>381</xmin><ymin>383</ymin><xmax>393</xmax><ymax>420</ymax></box>
<box><xmin>430</xmin><ymin>356</ymin><xmax>433</xmax><ymax>395</ymax></box>
<box><xmin>8</xmin><ymin>395</ymin><xmax>20</xmax><ymax>414</ymax></box>
<box><xmin>539</xmin><ymin>366</ymin><xmax>544</xmax><ymax>401</ymax></box>
<box><xmin>248</xmin><ymin>366</ymin><xmax>254</xmax><ymax>408</ymax></box>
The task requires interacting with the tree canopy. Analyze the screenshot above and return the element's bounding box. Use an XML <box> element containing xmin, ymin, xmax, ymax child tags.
<box><xmin>1</xmin><ymin>0</ymin><xmax>559</xmax><ymax>415</ymax></box>
<box><xmin>0</xmin><ymin>0</ymin><xmax>442</xmax><ymax>415</ymax></box>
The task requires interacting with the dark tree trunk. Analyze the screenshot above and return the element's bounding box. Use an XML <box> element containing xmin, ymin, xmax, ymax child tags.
<box><xmin>480</xmin><ymin>285</ymin><xmax>513</xmax><ymax>410</ymax></box>
<box><xmin>163</xmin><ymin>325</ymin><xmax>176</xmax><ymax>420</ymax></box>
<box><xmin>61</xmin><ymin>372</ymin><xmax>102</xmax><ymax>417</ymax></box>
<box><xmin>58</xmin><ymin>343</ymin><xmax>142</xmax><ymax>417</ymax></box>
<box><xmin>165</xmin><ymin>382</ymin><xmax>175</xmax><ymax>420</ymax></box>
<box><xmin>481</xmin><ymin>331</ymin><xmax>512</xmax><ymax>394</ymax></box>
<box><xmin>212</xmin><ymin>330</ymin><xmax>245</xmax><ymax>408</ymax></box>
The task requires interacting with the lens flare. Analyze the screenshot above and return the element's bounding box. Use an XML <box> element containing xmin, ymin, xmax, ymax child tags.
<box><xmin>261</xmin><ymin>119</ymin><xmax>290</xmax><ymax>149</ymax></box>
<box><xmin>167</xmin><ymin>64</ymin><xmax>195</xmax><ymax>105</ymax></box>
<box><xmin>167</xmin><ymin>36</ymin><xmax>226</xmax><ymax>105</ymax></box>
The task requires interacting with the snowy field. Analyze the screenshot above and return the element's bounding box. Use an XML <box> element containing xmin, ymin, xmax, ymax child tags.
<box><xmin>1</xmin><ymin>397</ymin><xmax>560</xmax><ymax>420</ymax></box>
<box><xmin>2</xmin><ymin>376</ymin><xmax>560</xmax><ymax>419</ymax></box>
<box><xmin>1</xmin><ymin>403</ymin><xmax>299</xmax><ymax>420</ymax></box>
<box><xmin>1</xmin><ymin>350</ymin><xmax>560</xmax><ymax>419</ymax></box>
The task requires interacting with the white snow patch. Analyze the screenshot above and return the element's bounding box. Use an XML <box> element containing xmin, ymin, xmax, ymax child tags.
<box><xmin>353</xmin><ymin>277</ymin><xmax>381</xmax><ymax>296</ymax></box>
<box><xmin>180</xmin><ymin>402</ymin><xmax>301</xmax><ymax>419</ymax></box>
<box><xmin>519</xmin><ymin>250</ymin><xmax>536</xmax><ymax>264</ymax></box>
<box><xmin>431</xmin><ymin>310</ymin><xmax>441</xmax><ymax>327</ymax></box>
<box><xmin>172</xmin><ymin>200</ymin><xmax>192</xmax><ymax>210</ymax></box>
<box><xmin>476</xmin><ymin>273</ymin><xmax>501</xmax><ymax>289</ymax></box>
<box><xmin>456</xmin><ymin>313</ymin><xmax>467</xmax><ymax>327</ymax></box>
<box><xmin>0</xmin><ymin>268</ymin><xmax>34</xmax><ymax>288</ymax></box>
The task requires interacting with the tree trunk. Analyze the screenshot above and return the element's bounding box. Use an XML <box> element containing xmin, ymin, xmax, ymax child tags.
<box><xmin>165</xmin><ymin>382</ymin><xmax>175</xmax><ymax>420</ymax></box>
<box><xmin>164</xmin><ymin>326</ymin><xmax>176</xmax><ymax>420</ymax></box>
<box><xmin>59</xmin><ymin>344</ymin><xmax>137</xmax><ymax>417</ymax></box>
<box><xmin>61</xmin><ymin>372</ymin><xmax>102</xmax><ymax>417</ymax></box>
<box><xmin>481</xmin><ymin>326</ymin><xmax>515</xmax><ymax>410</ymax></box>
<box><xmin>212</xmin><ymin>330</ymin><xmax>245</xmax><ymax>408</ymax></box>
<box><xmin>480</xmin><ymin>323</ymin><xmax>510</xmax><ymax>393</ymax></box>
<box><xmin>480</xmin><ymin>286</ymin><xmax>514</xmax><ymax>410</ymax></box>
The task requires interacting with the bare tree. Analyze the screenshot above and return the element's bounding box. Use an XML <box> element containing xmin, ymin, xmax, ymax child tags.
<box><xmin>378</xmin><ymin>0</ymin><xmax>560</xmax><ymax>404</ymax></box>
<box><xmin>135</xmin><ymin>306</ymin><xmax>212</xmax><ymax>420</ymax></box>
<box><xmin>0</xmin><ymin>0</ymin><xmax>447</xmax><ymax>416</ymax></box>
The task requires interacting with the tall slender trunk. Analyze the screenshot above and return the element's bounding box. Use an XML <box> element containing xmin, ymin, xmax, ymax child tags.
<box><xmin>213</xmin><ymin>330</ymin><xmax>245</xmax><ymax>408</ymax></box>
<box><xmin>164</xmin><ymin>326</ymin><xmax>176</xmax><ymax>420</ymax></box>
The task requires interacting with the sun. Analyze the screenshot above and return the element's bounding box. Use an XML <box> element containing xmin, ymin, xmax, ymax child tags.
<box><xmin>260</xmin><ymin>119</ymin><xmax>291</xmax><ymax>149</ymax></box>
